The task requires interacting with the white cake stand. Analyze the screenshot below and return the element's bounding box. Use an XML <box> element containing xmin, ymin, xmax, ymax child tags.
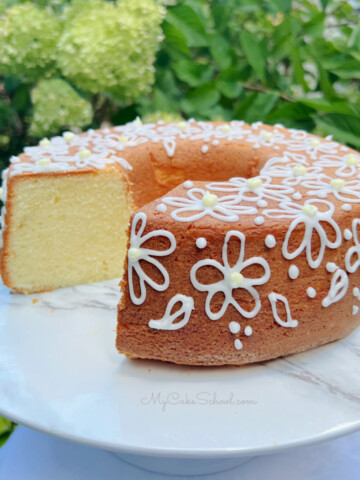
<box><xmin>0</xmin><ymin>279</ymin><xmax>359</xmax><ymax>476</ymax></box>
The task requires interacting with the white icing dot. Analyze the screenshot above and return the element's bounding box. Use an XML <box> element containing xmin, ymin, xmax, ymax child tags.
<box><xmin>234</xmin><ymin>339</ymin><xmax>243</xmax><ymax>350</ymax></box>
<box><xmin>342</xmin><ymin>204</ymin><xmax>352</xmax><ymax>211</ymax></box>
<box><xmin>229</xmin><ymin>321</ymin><xmax>241</xmax><ymax>334</ymax></box>
<box><xmin>201</xmin><ymin>145</ymin><xmax>209</xmax><ymax>153</ymax></box>
<box><xmin>212</xmin><ymin>139</ymin><xmax>219</xmax><ymax>146</ymax></box>
<box><xmin>353</xmin><ymin>287</ymin><xmax>360</xmax><ymax>297</ymax></box>
<box><xmin>265</xmin><ymin>235</ymin><xmax>276</xmax><ymax>248</ymax></box>
<box><xmin>307</xmin><ymin>287</ymin><xmax>316</xmax><ymax>298</ymax></box>
<box><xmin>273</xmin><ymin>145</ymin><xmax>280</xmax><ymax>150</ymax></box>
<box><xmin>326</xmin><ymin>262</ymin><xmax>337</xmax><ymax>273</ymax></box>
<box><xmin>254</xmin><ymin>216</ymin><xmax>264</xmax><ymax>225</ymax></box>
<box><xmin>292</xmin><ymin>192</ymin><xmax>302</xmax><ymax>200</ymax></box>
<box><xmin>344</xmin><ymin>229</ymin><xmax>352</xmax><ymax>240</ymax></box>
<box><xmin>196</xmin><ymin>237</ymin><xmax>207</xmax><ymax>249</ymax></box>
<box><xmin>288</xmin><ymin>265</ymin><xmax>299</xmax><ymax>280</ymax></box>
<box><xmin>257</xmin><ymin>199</ymin><xmax>268</xmax><ymax>208</ymax></box>
<box><xmin>183</xmin><ymin>180</ymin><xmax>193</xmax><ymax>189</ymax></box>
<box><xmin>244</xmin><ymin>326</ymin><xmax>253</xmax><ymax>336</ymax></box>
<box><xmin>353</xmin><ymin>305</ymin><xmax>359</xmax><ymax>315</ymax></box>
<box><xmin>156</xmin><ymin>203</ymin><xmax>167</xmax><ymax>213</ymax></box>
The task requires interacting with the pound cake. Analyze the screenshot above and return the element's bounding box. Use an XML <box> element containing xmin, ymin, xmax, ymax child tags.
<box><xmin>1</xmin><ymin>119</ymin><xmax>360</xmax><ymax>366</ymax></box>
<box><xmin>116</xmin><ymin>121</ymin><xmax>360</xmax><ymax>365</ymax></box>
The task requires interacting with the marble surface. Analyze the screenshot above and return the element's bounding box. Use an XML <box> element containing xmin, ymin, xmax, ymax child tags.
<box><xmin>1</xmin><ymin>427</ymin><xmax>360</xmax><ymax>479</ymax></box>
<box><xmin>0</xmin><ymin>279</ymin><xmax>360</xmax><ymax>458</ymax></box>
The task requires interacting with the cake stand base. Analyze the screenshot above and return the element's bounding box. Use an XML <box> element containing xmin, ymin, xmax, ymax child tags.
<box><xmin>113</xmin><ymin>452</ymin><xmax>254</xmax><ymax>476</ymax></box>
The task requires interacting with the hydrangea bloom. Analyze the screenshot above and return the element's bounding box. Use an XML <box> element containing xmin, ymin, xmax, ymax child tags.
<box><xmin>57</xmin><ymin>0</ymin><xmax>165</xmax><ymax>99</ymax></box>
<box><xmin>29</xmin><ymin>79</ymin><xmax>93</xmax><ymax>138</ymax></box>
<box><xmin>0</xmin><ymin>4</ymin><xmax>61</xmax><ymax>82</ymax></box>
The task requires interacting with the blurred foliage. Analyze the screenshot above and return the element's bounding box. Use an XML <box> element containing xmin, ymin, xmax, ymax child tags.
<box><xmin>0</xmin><ymin>416</ymin><xmax>16</xmax><ymax>447</ymax></box>
<box><xmin>1</xmin><ymin>0</ymin><xmax>360</xmax><ymax>171</ymax></box>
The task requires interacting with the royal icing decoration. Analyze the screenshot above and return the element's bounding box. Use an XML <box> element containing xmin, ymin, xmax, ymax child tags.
<box><xmin>127</xmin><ymin>212</ymin><xmax>176</xmax><ymax>305</ymax></box>
<box><xmin>148</xmin><ymin>294</ymin><xmax>194</xmax><ymax>330</ymax></box>
<box><xmin>190</xmin><ymin>231</ymin><xmax>270</xmax><ymax>320</ymax></box>
<box><xmin>268</xmin><ymin>293</ymin><xmax>298</xmax><ymax>328</ymax></box>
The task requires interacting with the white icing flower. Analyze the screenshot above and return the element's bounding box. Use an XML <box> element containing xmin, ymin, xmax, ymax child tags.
<box><xmin>285</xmin><ymin>131</ymin><xmax>339</xmax><ymax>159</ymax></box>
<box><xmin>161</xmin><ymin>187</ymin><xmax>257</xmax><ymax>222</ymax></box>
<box><xmin>245</xmin><ymin>128</ymin><xmax>286</xmax><ymax>148</ymax></box>
<box><xmin>345</xmin><ymin>219</ymin><xmax>360</xmax><ymax>273</ymax></box>
<box><xmin>313</xmin><ymin>153</ymin><xmax>360</xmax><ymax>178</ymax></box>
<box><xmin>302</xmin><ymin>177</ymin><xmax>360</xmax><ymax>202</ymax></box>
<box><xmin>206</xmin><ymin>175</ymin><xmax>294</xmax><ymax>205</ymax></box>
<box><xmin>128</xmin><ymin>212</ymin><xmax>176</xmax><ymax>305</ymax></box>
<box><xmin>260</xmin><ymin>156</ymin><xmax>324</xmax><ymax>187</ymax></box>
<box><xmin>190</xmin><ymin>231</ymin><xmax>270</xmax><ymax>320</ymax></box>
<box><xmin>264</xmin><ymin>199</ymin><xmax>342</xmax><ymax>268</ymax></box>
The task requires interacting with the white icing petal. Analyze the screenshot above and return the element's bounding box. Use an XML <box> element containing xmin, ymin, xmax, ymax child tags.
<box><xmin>268</xmin><ymin>293</ymin><xmax>298</xmax><ymax>327</ymax></box>
<box><xmin>322</xmin><ymin>267</ymin><xmax>349</xmax><ymax>307</ymax></box>
<box><xmin>128</xmin><ymin>212</ymin><xmax>176</xmax><ymax>305</ymax></box>
<box><xmin>148</xmin><ymin>294</ymin><xmax>194</xmax><ymax>330</ymax></box>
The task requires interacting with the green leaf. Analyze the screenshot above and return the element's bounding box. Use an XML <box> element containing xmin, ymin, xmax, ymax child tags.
<box><xmin>315</xmin><ymin>114</ymin><xmax>360</xmax><ymax>148</ymax></box>
<box><xmin>327</xmin><ymin>58</ymin><xmax>360</xmax><ymax>79</ymax></box>
<box><xmin>290</xmin><ymin>46</ymin><xmax>309</xmax><ymax>91</ymax></box>
<box><xmin>235</xmin><ymin>92</ymin><xmax>279</xmax><ymax>124</ymax></box>
<box><xmin>172</xmin><ymin>59</ymin><xmax>215</xmax><ymax>87</ymax></box>
<box><xmin>166</xmin><ymin>5</ymin><xmax>208</xmax><ymax>48</ymax></box>
<box><xmin>240</xmin><ymin>30</ymin><xmax>266</xmax><ymax>82</ymax></box>
<box><xmin>215</xmin><ymin>69</ymin><xmax>243</xmax><ymax>99</ymax></box>
<box><xmin>162</xmin><ymin>21</ymin><xmax>189</xmax><ymax>56</ymax></box>
<box><xmin>299</xmin><ymin>98</ymin><xmax>354</xmax><ymax>115</ymax></box>
<box><xmin>208</xmin><ymin>33</ymin><xmax>233</xmax><ymax>70</ymax></box>
<box><xmin>181</xmin><ymin>83</ymin><xmax>221</xmax><ymax>115</ymax></box>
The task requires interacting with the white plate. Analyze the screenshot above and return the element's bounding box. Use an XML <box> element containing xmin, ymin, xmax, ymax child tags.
<box><xmin>0</xmin><ymin>280</ymin><xmax>360</xmax><ymax>474</ymax></box>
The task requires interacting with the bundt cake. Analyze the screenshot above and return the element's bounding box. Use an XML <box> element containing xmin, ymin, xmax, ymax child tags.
<box><xmin>1</xmin><ymin>119</ymin><xmax>360</xmax><ymax>366</ymax></box>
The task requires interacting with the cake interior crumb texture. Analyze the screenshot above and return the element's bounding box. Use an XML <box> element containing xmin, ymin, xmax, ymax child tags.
<box><xmin>1</xmin><ymin>168</ymin><xmax>132</xmax><ymax>293</ymax></box>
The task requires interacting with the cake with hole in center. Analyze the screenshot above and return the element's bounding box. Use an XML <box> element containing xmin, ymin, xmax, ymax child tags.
<box><xmin>1</xmin><ymin>119</ymin><xmax>360</xmax><ymax>366</ymax></box>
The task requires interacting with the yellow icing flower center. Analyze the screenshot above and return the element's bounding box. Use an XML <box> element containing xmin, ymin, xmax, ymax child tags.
<box><xmin>37</xmin><ymin>158</ymin><xmax>51</xmax><ymax>166</ymax></box>
<box><xmin>177</xmin><ymin>121</ymin><xmax>187</xmax><ymax>131</ymax></box>
<box><xmin>202</xmin><ymin>192</ymin><xmax>218</xmax><ymax>207</ymax></box>
<box><xmin>246</xmin><ymin>177</ymin><xmax>263</xmax><ymax>190</ymax></box>
<box><xmin>39</xmin><ymin>138</ymin><xmax>51</xmax><ymax>148</ymax></box>
<box><xmin>63</xmin><ymin>131</ymin><xmax>75</xmax><ymax>143</ymax></box>
<box><xmin>345</xmin><ymin>154</ymin><xmax>359</xmax><ymax>166</ymax></box>
<box><xmin>230</xmin><ymin>272</ymin><xmax>244</xmax><ymax>286</ymax></box>
<box><xmin>79</xmin><ymin>148</ymin><xmax>91</xmax><ymax>159</ymax></box>
<box><xmin>220</xmin><ymin>124</ymin><xmax>231</xmax><ymax>133</ymax></box>
<box><xmin>128</xmin><ymin>247</ymin><xmax>142</xmax><ymax>261</ymax></box>
<box><xmin>330</xmin><ymin>178</ymin><xmax>346</xmax><ymax>190</ymax></box>
<box><xmin>118</xmin><ymin>135</ymin><xmax>129</xmax><ymax>143</ymax></box>
<box><xmin>302</xmin><ymin>204</ymin><xmax>318</xmax><ymax>217</ymax></box>
<box><xmin>309</xmin><ymin>138</ymin><xmax>321</xmax><ymax>147</ymax></box>
<box><xmin>261</xmin><ymin>131</ymin><xmax>273</xmax><ymax>140</ymax></box>
<box><xmin>292</xmin><ymin>165</ymin><xmax>307</xmax><ymax>176</ymax></box>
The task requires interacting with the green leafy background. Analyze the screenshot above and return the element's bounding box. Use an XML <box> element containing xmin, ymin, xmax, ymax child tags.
<box><xmin>0</xmin><ymin>0</ymin><xmax>359</xmax><ymax>445</ymax></box>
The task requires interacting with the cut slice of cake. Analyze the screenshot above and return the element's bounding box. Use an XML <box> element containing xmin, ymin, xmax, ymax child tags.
<box><xmin>1</xmin><ymin>166</ymin><xmax>133</xmax><ymax>293</ymax></box>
